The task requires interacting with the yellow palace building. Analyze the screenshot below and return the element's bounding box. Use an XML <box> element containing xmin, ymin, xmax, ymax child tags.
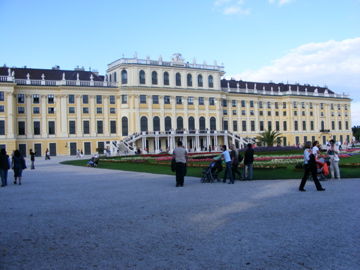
<box><xmin>0</xmin><ymin>53</ymin><xmax>352</xmax><ymax>156</ymax></box>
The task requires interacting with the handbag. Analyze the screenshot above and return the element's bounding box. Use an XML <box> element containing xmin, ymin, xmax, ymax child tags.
<box><xmin>171</xmin><ymin>158</ymin><xmax>176</xmax><ymax>172</ymax></box>
<box><xmin>334</xmin><ymin>154</ymin><xmax>340</xmax><ymax>162</ymax></box>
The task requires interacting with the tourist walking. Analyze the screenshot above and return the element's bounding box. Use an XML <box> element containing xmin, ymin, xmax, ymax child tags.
<box><xmin>327</xmin><ymin>139</ymin><xmax>341</xmax><ymax>179</ymax></box>
<box><xmin>299</xmin><ymin>142</ymin><xmax>325</xmax><ymax>192</ymax></box>
<box><xmin>0</xmin><ymin>149</ymin><xmax>10</xmax><ymax>187</ymax></box>
<box><xmin>172</xmin><ymin>141</ymin><xmax>187</xmax><ymax>187</ymax></box>
<box><xmin>243</xmin><ymin>143</ymin><xmax>254</xmax><ymax>180</ymax></box>
<box><xmin>230</xmin><ymin>144</ymin><xmax>242</xmax><ymax>180</ymax></box>
<box><xmin>312</xmin><ymin>141</ymin><xmax>320</xmax><ymax>158</ymax></box>
<box><xmin>45</xmin><ymin>148</ymin><xmax>51</xmax><ymax>160</ymax></box>
<box><xmin>222</xmin><ymin>145</ymin><xmax>234</xmax><ymax>184</ymax></box>
<box><xmin>29</xmin><ymin>149</ymin><xmax>36</xmax><ymax>169</ymax></box>
<box><xmin>12</xmin><ymin>150</ymin><xmax>26</xmax><ymax>185</ymax></box>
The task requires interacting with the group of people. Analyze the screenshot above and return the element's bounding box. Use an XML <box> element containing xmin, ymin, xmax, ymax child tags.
<box><xmin>0</xmin><ymin>149</ymin><xmax>27</xmax><ymax>186</ymax></box>
<box><xmin>299</xmin><ymin>140</ymin><xmax>341</xmax><ymax>192</ymax></box>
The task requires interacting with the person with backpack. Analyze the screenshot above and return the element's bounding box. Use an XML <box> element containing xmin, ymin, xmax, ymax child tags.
<box><xmin>0</xmin><ymin>149</ymin><xmax>10</xmax><ymax>187</ymax></box>
<box><xmin>230</xmin><ymin>144</ymin><xmax>242</xmax><ymax>180</ymax></box>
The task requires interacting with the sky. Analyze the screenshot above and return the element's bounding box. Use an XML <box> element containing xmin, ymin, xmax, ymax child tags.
<box><xmin>1</xmin><ymin>0</ymin><xmax>360</xmax><ymax>125</ymax></box>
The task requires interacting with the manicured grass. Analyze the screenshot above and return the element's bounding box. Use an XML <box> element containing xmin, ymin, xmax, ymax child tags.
<box><xmin>61</xmin><ymin>155</ymin><xmax>360</xmax><ymax>180</ymax></box>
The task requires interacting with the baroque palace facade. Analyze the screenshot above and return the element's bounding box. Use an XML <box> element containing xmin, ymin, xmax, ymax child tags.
<box><xmin>0</xmin><ymin>53</ymin><xmax>352</xmax><ymax>156</ymax></box>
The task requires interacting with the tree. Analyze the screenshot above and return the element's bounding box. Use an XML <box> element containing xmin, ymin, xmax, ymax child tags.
<box><xmin>352</xmin><ymin>126</ymin><xmax>360</xmax><ymax>141</ymax></box>
<box><xmin>256</xmin><ymin>129</ymin><xmax>283</xmax><ymax>146</ymax></box>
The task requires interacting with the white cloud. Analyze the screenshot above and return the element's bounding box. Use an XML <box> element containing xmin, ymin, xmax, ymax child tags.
<box><xmin>234</xmin><ymin>37</ymin><xmax>360</xmax><ymax>126</ymax></box>
<box><xmin>269</xmin><ymin>0</ymin><xmax>295</xmax><ymax>6</ymax></box>
<box><xmin>214</xmin><ymin>0</ymin><xmax>250</xmax><ymax>15</ymax></box>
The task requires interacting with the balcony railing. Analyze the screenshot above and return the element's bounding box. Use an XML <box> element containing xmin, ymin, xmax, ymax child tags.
<box><xmin>0</xmin><ymin>77</ymin><xmax>117</xmax><ymax>87</ymax></box>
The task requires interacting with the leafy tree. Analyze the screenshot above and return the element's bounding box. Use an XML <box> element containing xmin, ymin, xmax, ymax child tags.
<box><xmin>256</xmin><ymin>130</ymin><xmax>283</xmax><ymax>147</ymax></box>
<box><xmin>352</xmin><ymin>126</ymin><xmax>360</xmax><ymax>141</ymax></box>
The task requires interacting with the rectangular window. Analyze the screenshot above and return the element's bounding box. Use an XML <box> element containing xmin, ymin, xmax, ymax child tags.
<box><xmin>48</xmin><ymin>107</ymin><xmax>55</xmax><ymax>114</ymax></box>
<box><xmin>338</xmin><ymin>121</ymin><xmax>342</xmax><ymax>130</ymax></box>
<box><xmin>176</xmin><ymin>96</ymin><xmax>182</xmax><ymax>105</ymax></box>
<box><xmin>0</xmin><ymin>91</ymin><xmax>4</xmax><ymax>101</ymax></box>
<box><xmin>232</xmin><ymin>110</ymin><xmax>237</xmax><ymax>115</ymax></box>
<box><xmin>283</xmin><ymin>111</ymin><xmax>286</xmax><ymax>116</ymax></box>
<box><xmin>18</xmin><ymin>121</ymin><xmax>25</xmax><ymax>135</ymax></box>
<box><xmin>69</xmin><ymin>107</ymin><xmax>75</xmax><ymax>114</ymax></box>
<box><xmin>258</xmin><ymin>101</ymin><xmax>263</xmax><ymax>108</ymax></box>
<box><xmin>283</xmin><ymin>102</ymin><xmax>286</xmax><ymax>108</ymax></box>
<box><xmin>223</xmin><ymin>110</ymin><xmax>227</xmax><ymax>115</ymax></box>
<box><xmin>294</xmin><ymin>121</ymin><xmax>298</xmax><ymax>131</ymax></box>
<box><xmin>302</xmin><ymin>121</ymin><xmax>306</xmax><ymax>130</ymax></box>
<box><xmin>310</xmin><ymin>111</ymin><xmax>313</xmax><ymax>116</ymax></box>
<box><xmin>96</xmin><ymin>95</ymin><xmax>102</xmax><ymax>104</ymax></box>
<box><xmin>164</xmin><ymin>96</ymin><xmax>170</xmax><ymax>104</ymax></box>
<box><xmin>293</xmin><ymin>101</ymin><xmax>297</xmax><ymax>108</ymax></box>
<box><xmin>301</xmin><ymin>102</ymin><xmax>305</xmax><ymax>109</ymax></box>
<box><xmin>251</xmin><ymin>121</ymin><xmax>255</xmax><ymax>131</ymax></box>
<box><xmin>0</xmin><ymin>120</ymin><xmax>4</xmax><ymax>135</ymax></box>
<box><xmin>18</xmin><ymin>106</ymin><xmax>25</xmax><ymax>114</ymax></box>
<box><xmin>345</xmin><ymin>105</ymin><xmax>348</xmax><ymax>110</ymax></box>
<box><xmin>198</xmin><ymin>97</ymin><xmax>204</xmax><ymax>105</ymax></box>
<box><xmin>331</xmin><ymin>104</ymin><xmax>334</xmax><ymax>110</ymax></box>
<box><xmin>294</xmin><ymin>111</ymin><xmax>297</xmax><ymax>116</ymax></box>
<box><xmin>209</xmin><ymin>97</ymin><xmax>215</xmax><ymax>106</ymax></box>
<box><xmin>302</xmin><ymin>111</ymin><xmax>305</xmax><ymax>116</ymax></box>
<box><xmin>275</xmin><ymin>102</ymin><xmax>279</xmax><ymax>109</ymax></box>
<box><xmin>33</xmin><ymin>107</ymin><xmax>40</xmax><ymax>114</ymax></box>
<box><xmin>187</xmin><ymin>96</ymin><xmax>194</xmax><ymax>105</ymax></box>
<box><xmin>309</xmin><ymin>103</ymin><xmax>313</xmax><ymax>109</ymax></box>
<box><xmin>82</xmin><ymin>95</ymin><xmax>88</xmax><ymax>104</ymax></box>
<box><xmin>152</xmin><ymin>95</ymin><xmax>159</xmax><ymax>104</ymax></box>
<box><xmin>267</xmin><ymin>102</ymin><xmax>271</xmax><ymax>109</ymax></box>
<box><xmin>83</xmin><ymin>107</ymin><xmax>89</xmax><ymax>114</ymax></box>
<box><xmin>232</xmin><ymin>100</ymin><xmax>237</xmax><ymax>107</ymax></box>
<box><xmin>241</xmin><ymin>100</ymin><xmax>246</xmax><ymax>107</ymax></box>
<box><xmin>259</xmin><ymin>111</ymin><xmax>263</xmax><ymax>116</ymax></box>
<box><xmin>110</xmin><ymin>120</ymin><xmax>116</xmax><ymax>134</ymax></box>
<box><xmin>48</xmin><ymin>94</ymin><xmax>54</xmax><ymax>104</ymax></box>
<box><xmin>96</xmin><ymin>107</ymin><xmax>102</xmax><ymax>114</ymax></box>
<box><xmin>250</xmin><ymin>110</ymin><xmax>254</xmax><ymax>116</ymax></box>
<box><xmin>260</xmin><ymin>121</ymin><xmax>264</xmax><ymax>131</ymax></box>
<box><xmin>110</xmin><ymin>108</ymin><xmax>116</xmax><ymax>114</ymax></box>
<box><xmin>250</xmin><ymin>100</ymin><xmax>254</xmax><ymax>107</ymax></box>
<box><xmin>121</xmin><ymin>95</ymin><xmax>127</xmax><ymax>104</ymax></box>
<box><xmin>276</xmin><ymin>121</ymin><xmax>280</xmax><ymax>131</ymax></box>
<box><xmin>18</xmin><ymin>94</ymin><xmax>25</xmax><ymax>103</ymax></box>
<box><xmin>68</xmin><ymin>94</ymin><xmax>75</xmax><ymax>104</ymax></box>
<box><xmin>337</xmin><ymin>104</ymin><xmax>341</xmax><ymax>110</ymax></box>
<box><xmin>346</xmin><ymin>121</ymin><xmax>349</xmax><ymax>130</ymax></box>
<box><xmin>0</xmin><ymin>105</ymin><xmax>4</xmax><ymax>112</ymax></box>
<box><xmin>48</xmin><ymin>121</ymin><xmax>55</xmax><ymax>135</ymax></box>
<box><xmin>69</xmin><ymin>121</ymin><xmax>76</xmax><ymax>134</ymax></box>
<box><xmin>222</xmin><ymin>99</ymin><xmax>227</xmax><ymax>107</ymax></box>
<box><xmin>268</xmin><ymin>121</ymin><xmax>272</xmax><ymax>131</ymax></box>
<box><xmin>310</xmin><ymin>121</ymin><xmax>314</xmax><ymax>131</ymax></box>
<box><xmin>83</xmin><ymin>121</ymin><xmax>90</xmax><ymax>134</ymax></box>
<box><xmin>275</xmin><ymin>111</ymin><xmax>279</xmax><ymax>116</ymax></box>
<box><xmin>242</xmin><ymin>110</ymin><xmax>246</xmax><ymax>116</ymax></box>
<box><xmin>140</xmin><ymin>95</ymin><xmax>147</xmax><ymax>104</ymax></box>
<box><xmin>332</xmin><ymin>121</ymin><xmax>335</xmax><ymax>130</ymax></box>
<box><xmin>233</xmin><ymin>121</ymin><xmax>238</xmax><ymax>132</ymax></box>
<box><xmin>223</xmin><ymin>120</ymin><xmax>228</xmax><ymax>131</ymax></box>
<box><xmin>267</xmin><ymin>111</ymin><xmax>271</xmax><ymax>116</ymax></box>
<box><xmin>33</xmin><ymin>121</ymin><xmax>41</xmax><ymax>135</ymax></box>
<box><xmin>109</xmin><ymin>95</ymin><xmax>115</xmax><ymax>104</ymax></box>
<box><xmin>320</xmin><ymin>103</ymin><xmax>324</xmax><ymax>109</ymax></box>
<box><xmin>283</xmin><ymin>121</ymin><xmax>287</xmax><ymax>131</ymax></box>
<box><xmin>242</xmin><ymin>121</ymin><xmax>247</xmax><ymax>131</ymax></box>
<box><xmin>97</xmin><ymin>120</ymin><xmax>103</xmax><ymax>134</ymax></box>
<box><xmin>33</xmin><ymin>94</ymin><xmax>40</xmax><ymax>104</ymax></box>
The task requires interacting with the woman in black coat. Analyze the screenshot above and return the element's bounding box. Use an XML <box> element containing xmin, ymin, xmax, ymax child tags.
<box><xmin>12</xmin><ymin>150</ymin><xmax>26</xmax><ymax>185</ymax></box>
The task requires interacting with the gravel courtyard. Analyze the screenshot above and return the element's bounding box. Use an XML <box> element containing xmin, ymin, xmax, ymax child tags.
<box><xmin>1</xmin><ymin>157</ymin><xmax>359</xmax><ymax>270</ymax></box>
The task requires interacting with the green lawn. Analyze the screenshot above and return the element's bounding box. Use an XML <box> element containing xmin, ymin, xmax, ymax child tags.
<box><xmin>61</xmin><ymin>153</ymin><xmax>360</xmax><ymax>180</ymax></box>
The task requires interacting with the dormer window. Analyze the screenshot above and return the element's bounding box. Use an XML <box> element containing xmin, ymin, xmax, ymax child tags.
<box><xmin>139</xmin><ymin>70</ymin><xmax>145</xmax><ymax>84</ymax></box>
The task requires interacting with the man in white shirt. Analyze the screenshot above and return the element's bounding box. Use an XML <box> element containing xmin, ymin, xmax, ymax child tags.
<box><xmin>173</xmin><ymin>141</ymin><xmax>188</xmax><ymax>187</ymax></box>
<box><xmin>222</xmin><ymin>145</ymin><xmax>234</xmax><ymax>184</ymax></box>
<box><xmin>312</xmin><ymin>141</ymin><xmax>320</xmax><ymax>158</ymax></box>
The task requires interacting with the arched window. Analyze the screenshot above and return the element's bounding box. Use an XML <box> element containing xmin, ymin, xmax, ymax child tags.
<box><xmin>152</xmin><ymin>71</ymin><xmax>158</xmax><ymax>85</ymax></box>
<box><xmin>121</xmin><ymin>117</ymin><xmax>128</xmax><ymax>136</ymax></box>
<box><xmin>176</xmin><ymin>116</ymin><xmax>183</xmax><ymax>131</ymax></box>
<box><xmin>176</xmin><ymin>73</ymin><xmax>181</xmax><ymax>86</ymax></box>
<box><xmin>208</xmin><ymin>75</ymin><xmax>214</xmax><ymax>88</ymax></box>
<box><xmin>140</xmin><ymin>116</ymin><xmax>148</xmax><ymax>132</ymax></box>
<box><xmin>199</xmin><ymin>117</ymin><xmax>206</xmax><ymax>131</ymax></box>
<box><xmin>198</xmin><ymin>74</ymin><xmax>203</xmax><ymax>87</ymax></box>
<box><xmin>210</xmin><ymin>117</ymin><xmax>216</xmax><ymax>131</ymax></box>
<box><xmin>121</xmin><ymin>70</ymin><xmax>127</xmax><ymax>84</ymax></box>
<box><xmin>139</xmin><ymin>70</ymin><xmax>145</xmax><ymax>84</ymax></box>
<box><xmin>187</xmin><ymin>74</ymin><xmax>192</xmax><ymax>87</ymax></box>
<box><xmin>165</xmin><ymin>116</ymin><xmax>172</xmax><ymax>131</ymax></box>
<box><xmin>113</xmin><ymin>72</ymin><xmax>117</xmax><ymax>82</ymax></box>
<box><xmin>163</xmin><ymin>72</ymin><xmax>169</xmax><ymax>85</ymax></box>
<box><xmin>188</xmin><ymin>117</ymin><xmax>195</xmax><ymax>131</ymax></box>
<box><xmin>153</xmin><ymin>116</ymin><xmax>160</xmax><ymax>131</ymax></box>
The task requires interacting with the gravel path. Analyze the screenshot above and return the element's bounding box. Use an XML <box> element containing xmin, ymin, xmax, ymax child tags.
<box><xmin>1</xmin><ymin>157</ymin><xmax>359</xmax><ymax>270</ymax></box>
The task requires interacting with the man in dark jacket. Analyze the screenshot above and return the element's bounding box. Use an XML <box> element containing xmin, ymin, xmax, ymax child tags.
<box><xmin>243</xmin><ymin>143</ymin><xmax>254</xmax><ymax>180</ymax></box>
<box><xmin>0</xmin><ymin>149</ymin><xmax>10</xmax><ymax>187</ymax></box>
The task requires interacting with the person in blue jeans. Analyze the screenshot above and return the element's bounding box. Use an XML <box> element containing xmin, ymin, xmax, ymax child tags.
<box><xmin>243</xmin><ymin>143</ymin><xmax>254</xmax><ymax>180</ymax></box>
<box><xmin>222</xmin><ymin>145</ymin><xmax>234</xmax><ymax>184</ymax></box>
<box><xmin>0</xmin><ymin>149</ymin><xmax>10</xmax><ymax>187</ymax></box>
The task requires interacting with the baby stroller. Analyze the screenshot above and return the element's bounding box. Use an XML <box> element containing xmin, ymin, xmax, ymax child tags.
<box><xmin>201</xmin><ymin>159</ymin><xmax>223</xmax><ymax>183</ymax></box>
<box><xmin>87</xmin><ymin>156</ymin><xmax>99</xmax><ymax>167</ymax></box>
<box><xmin>316</xmin><ymin>158</ymin><xmax>330</xmax><ymax>181</ymax></box>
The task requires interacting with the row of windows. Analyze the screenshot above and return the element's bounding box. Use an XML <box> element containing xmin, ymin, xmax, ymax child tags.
<box><xmin>16</xmin><ymin>106</ymin><xmax>117</xmax><ymax>115</ymax></box>
<box><xmin>119</xmin><ymin>70</ymin><xmax>214</xmax><ymax>88</ymax></box>
<box><xmin>16</xmin><ymin>94</ymin><xmax>116</xmax><ymax>105</ymax></box>
<box><xmin>139</xmin><ymin>95</ymin><xmax>216</xmax><ymax>106</ymax></box>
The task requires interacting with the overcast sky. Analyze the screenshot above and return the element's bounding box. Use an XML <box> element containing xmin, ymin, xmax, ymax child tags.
<box><xmin>1</xmin><ymin>0</ymin><xmax>359</xmax><ymax>125</ymax></box>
